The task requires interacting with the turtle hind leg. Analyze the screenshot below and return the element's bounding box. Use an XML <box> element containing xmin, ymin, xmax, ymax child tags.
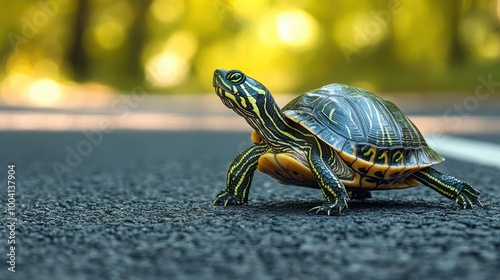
<box><xmin>348</xmin><ymin>190</ymin><xmax>372</xmax><ymax>200</ymax></box>
<box><xmin>413</xmin><ymin>167</ymin><xmax>483</xmax><ymax>209</ymax></box>
<box><xmin>307</xmin><ymin>148</ymin><xmax>350</xmax><ymax>215</ymax></box>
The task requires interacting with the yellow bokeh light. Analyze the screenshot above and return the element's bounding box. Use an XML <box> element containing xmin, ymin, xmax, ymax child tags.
<box><xmin>150</xmin><ymin>0</ymin><xmax>184</xmax><ymax>23</ymax></box>
<box><xmin>163</xmin><ymin>30</ymin><xmax>198</xmax><ymax>60</ymax></box>
<box><xmin>276</xmin><ymin>10</ymin><xmax>319</xmax><ymax>50</ymax></box>
<box><xmin>0</xmin><ymin>73</ymin><xmax>32</xmax><ymax>106</ymax></box>
<box><xmin>32</xmin><ymin>59</ymin><xmax>60</xmax><ymax>78</ymax></box>
<box><xmin>332</xmin><ymin>11</ymin><xmax>389</xmax><ymax>54</ymax></box>
<box><xmin>352</xmin><ymin>80</ymin><xmax>377</xmax><ymax>92</ymax></box>
<box><xmin>392</xmin><ymin>1</ymin><xmax>447</xmax><ymax>66</ymax></box>
<box><xmin>5</xmin><ymin>52</ymin><xmax>31</xmax><ymax>75</ymax></box>
<box><xmin>232</xmin><ymin>0</ymin><xmax>270</xmax><ymax>20</ymax></box>
<box><xmin>143</xmin><ymin>30</ymin><xmax>197</xmax><ymax>88</ymax></box>
<box><xmin>196</xmin><ymin>14</ymin><xmax>309</xmax><ymax>94</ymax></box>
<box><xmin>258</xmin><ymin>9</ymin><xmax>319</xmax><ymax>51</ymax></box>
<box><xmin>497</xmin><ymin>0</ymin><xmax>500</xmax><ymax>20</ymax></box>
<box><xmin>146</xmin><ymin>52</ymin><xmax>189</xmax><ymax>87</ymax></box>
<box><xmin>94</xmin><ymin>20</ymin><xmax>125</xmax><ymax>49</ymax></box>
<box><xmin>28</xmin><ymin>79</ymin><xmax>63</xmax><ymax>107</ymax></box>
<box><xmin>459</xmin><ymin>13</ymin><xmax>500</xmax><ymax>60</ymax></box>
<box><xmin>478</xmin><ymin>34</ymin><xmax>500</xmax><ymax>59</ymax></box>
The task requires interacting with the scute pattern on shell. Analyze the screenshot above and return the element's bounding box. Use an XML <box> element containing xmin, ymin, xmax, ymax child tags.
<box><xmin>283</xmin><ymin>84</ymin><xmax>444</xmax><ymax>168</ymax></box>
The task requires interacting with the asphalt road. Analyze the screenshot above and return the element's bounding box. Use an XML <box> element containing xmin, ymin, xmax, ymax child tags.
<box><xmin>0</xmin><ymin>131</ymin><xmax>499</xmax><ymax>280</ymax></box>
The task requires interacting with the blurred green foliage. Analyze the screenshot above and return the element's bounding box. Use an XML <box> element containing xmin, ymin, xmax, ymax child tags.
<box><xmin>1</xmin><ymin>0</ymin><xmax>499</xmax><ymax>97</ymax></box>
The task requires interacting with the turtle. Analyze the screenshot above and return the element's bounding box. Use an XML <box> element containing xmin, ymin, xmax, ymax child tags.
<box><xmin>211</xmin><ymin>69</ymin><xmax>482</xmax><ymax>215</ymax></box>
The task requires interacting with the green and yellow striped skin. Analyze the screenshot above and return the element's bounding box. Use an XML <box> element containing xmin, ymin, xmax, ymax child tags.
<box><xmin>212</xmin><ymin>69</ymin><xmax>482</xmax><ymax>214</ymax></box>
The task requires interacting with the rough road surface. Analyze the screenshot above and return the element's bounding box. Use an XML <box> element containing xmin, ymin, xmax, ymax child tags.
<box><xmin>1</xmin><ymin>131</ymin><xmax>499</xmax><ymax>280</ymax></box>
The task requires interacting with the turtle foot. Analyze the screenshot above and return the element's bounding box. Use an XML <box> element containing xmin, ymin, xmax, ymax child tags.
<box><xmin>212</xmin><ymin>191</ymin><xmax>246</xmax><ymax>206</ymax></box>
<box><xmin>455</xmin><ymin>184</ymin><xmax>483</xmax><ymax>209</ymax></box>
<box><xmin>309</xmin><ymin>196</ymin><xmax>349</xmax><ymax>216</ymax></box>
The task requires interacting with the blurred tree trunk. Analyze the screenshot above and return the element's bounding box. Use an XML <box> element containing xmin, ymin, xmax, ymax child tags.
<box><xmin>448</xmin><ymin>1</ymin><xmax>464</xmax><ymax>65</ymax></box>
<box><xmin>127</xmin><ymin>0</ymin><xmax>153</xmax><ymax>81</ymax></box>
<box><xmin>67</xmin><ymin>0</ymin><xmax>88</xmax><ymax>81</ymax></box>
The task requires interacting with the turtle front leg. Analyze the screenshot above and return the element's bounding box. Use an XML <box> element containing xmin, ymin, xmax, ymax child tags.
<box><xmin>308</xmin><ymin>148</ymin><xmax>350</xmax><ymax>215</ymax></box>
<box><xmin>212</xmin><ymin>144</ymin><xmax>268</xmax><ymax>206</ymax></box>
<box><xmin>413</xmin><ymin>167</ymin><xmax>483</xmax><ymax>209</ymax></box>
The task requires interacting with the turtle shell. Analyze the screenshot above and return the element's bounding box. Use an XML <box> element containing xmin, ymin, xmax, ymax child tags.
<box><xmin>282</xmin><ymin>84</ymin><xmax>444</xmax><ymax>185</ymax></box>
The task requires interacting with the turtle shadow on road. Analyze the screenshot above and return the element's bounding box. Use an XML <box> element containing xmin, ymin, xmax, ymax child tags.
<box><xmin>244</xmin><ymin>198</ymin><xmax>469</xmax><ymax>216</ymax></box>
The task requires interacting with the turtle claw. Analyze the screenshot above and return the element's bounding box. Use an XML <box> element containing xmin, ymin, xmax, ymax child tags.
<box><xmin>455</xmin><ymin>186</ymin><xmax>483</xmax><ymax>209</ymax></box>
<box><xmin>212</xmin><ymin>191</ymin><xmax>245</xmax><ymax>206</ymax></box>
<box><xmin>309</xmin><ymin>197</ymin><xmax>349</xmax><ymax>216</ymax></box>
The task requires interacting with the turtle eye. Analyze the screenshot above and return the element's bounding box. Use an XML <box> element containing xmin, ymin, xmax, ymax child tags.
<box><xmin>226</xmin><ymin>70</ymin><xmax>246</xmax><ymax>85</ymax></box>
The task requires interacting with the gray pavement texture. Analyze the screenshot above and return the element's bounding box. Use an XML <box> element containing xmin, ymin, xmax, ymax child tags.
<box><xmin>0</xmin><ymin>131</ymin><xmax>499</xmax><ymax>280</ymax></box>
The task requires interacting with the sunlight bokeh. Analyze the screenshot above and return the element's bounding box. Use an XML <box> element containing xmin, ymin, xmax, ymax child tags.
<box><xmin>28</xmin><ymin>78</ymin><xmax>63</xmax><ymax>107</ymax></box>
<box><xmin>146</xmin><ymin>52</ymin><xmax>189</xmax><ymax>87</ymax></box>
<box><xmin>0</xmin><ymin>0</ymin><xmax>499</xmax><ymax>108</ymax></box>
<box><xmin>90</xmin><ymin>1</ymin><xmax>134</xmax><ymax>50</ymax></box>
<box><xmin>275</xmin><ymin>9</ymin><xmax>319</xmax><ymax>50</ymax></box>
<box><xmin>144</xmin><ymin>30</ymin><xmax>197</xmax><ymax>87</ymax></box>
<box><xmin>93</xmin><ymin>20</ymin><xmax>126</xmax><ymax>50</ymax></box>
<box><xmin>150</xmin><ymin>0</ymin><xmax>184</xmax><ymax>23</ymax></box>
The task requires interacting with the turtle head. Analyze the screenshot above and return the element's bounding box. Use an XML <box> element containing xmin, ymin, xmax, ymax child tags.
<box><xmin>213</xmin><ymin>69</ymin><xmax>271</xmax><ymax>118</ymax></box>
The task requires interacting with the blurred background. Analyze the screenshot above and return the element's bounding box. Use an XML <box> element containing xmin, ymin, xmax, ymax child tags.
<box><xmin>0</xmin><ymin>0</ymin><xmax>499</xmax><ymax>109</ymax></box>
